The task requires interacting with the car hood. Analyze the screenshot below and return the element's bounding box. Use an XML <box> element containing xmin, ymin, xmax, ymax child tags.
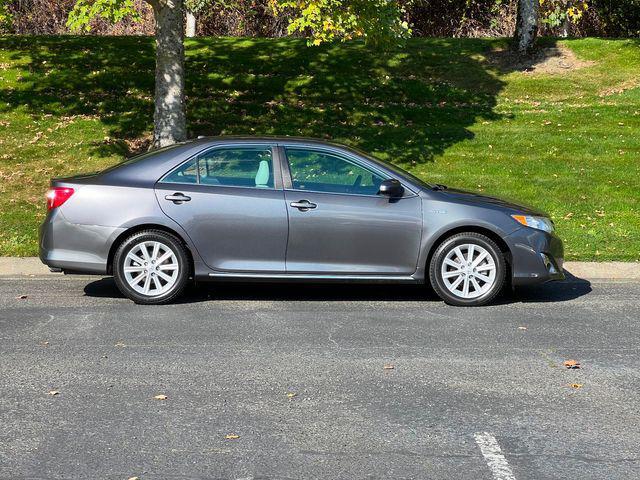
<box><xmin>438</xmin><ymin>187</ymin><xmax>548</xmax><ymax>216</ymax></box>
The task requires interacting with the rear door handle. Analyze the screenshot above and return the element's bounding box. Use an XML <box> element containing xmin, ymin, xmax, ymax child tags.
<box><xmin>290</xmin><ymin>200</ymin><xmax>317</xmax><ymax>211</ymax></box>
<box><xmin>165</xmin><ymin>193</ymin><xmax>191</xmax><ymax>204</ymax></box>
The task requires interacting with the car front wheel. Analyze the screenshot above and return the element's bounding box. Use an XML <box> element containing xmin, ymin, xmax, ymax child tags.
<box><xmin>429</xmin><ymin>232</ymin><xmax>506</xmax><ymax>306</ymax></box>
<box><xmin>113</xmin><ymin>230</ymin><xmax>190</xmax><ymax>305</ymax></box>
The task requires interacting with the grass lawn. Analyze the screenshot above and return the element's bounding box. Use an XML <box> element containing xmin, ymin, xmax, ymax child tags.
<box><xmin>0</xmin><ymin>35</ymin><xmax>639</xmax><ymax>259</ymax></box>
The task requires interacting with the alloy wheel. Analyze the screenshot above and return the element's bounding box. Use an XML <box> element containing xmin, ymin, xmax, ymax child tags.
<box><xmin>123</xmin><ymin>241</ymin><xmax>180</xmax><ymax>296</ymax></box>
<box><xmin>440</xmin><ymin>243</ymin><xmax>497</xmax><ymax>299</ymax></box>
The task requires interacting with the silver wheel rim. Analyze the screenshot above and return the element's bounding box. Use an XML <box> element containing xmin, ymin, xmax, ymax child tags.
<box><xmin>123</xmin><ymin>241</ymin><xmax>179</xmax><ymax>297</ymax></box>
<box><xmin>441</xmin><ymin>243</ymin><xmax>497</xmax><ymax>300</ymax></box>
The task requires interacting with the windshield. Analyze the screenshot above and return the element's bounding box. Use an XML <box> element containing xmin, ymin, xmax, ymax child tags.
<box><xmin>347</xmin><ymin>146</ymin><xmax>434</xmax><ymax>189</ymax></box>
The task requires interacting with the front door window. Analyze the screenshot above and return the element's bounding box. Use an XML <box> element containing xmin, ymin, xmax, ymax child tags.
<box><xmin>285</xmin><ymin>148</ymin><xmax>385</xmax><ymax>196</ymax></box>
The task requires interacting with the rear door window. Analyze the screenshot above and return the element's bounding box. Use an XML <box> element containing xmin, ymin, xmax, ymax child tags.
<box><xmin>198</xmin><ymin>148</ymin><xmax>274</xmax><ymax>189</ymax></box>
<box><xmin>160</xmin><ymin>147</ymin><xmax>274</xmax><ymax>189</ymax></box>
<box><xmin>161</xmin><ymin>158</ymin><xmax>198</xmax><ymax>184</ymax></box>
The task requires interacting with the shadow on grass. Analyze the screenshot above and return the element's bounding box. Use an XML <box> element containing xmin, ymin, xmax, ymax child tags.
<box><xmin>0</xmin><ymin>35</ymin><xmax>557</xmax><ymax>167</ymax></box>
<box><xmin>83</xmin><ymin>276</ymin><xmax>591</xmax><ymax>305</ymax></box>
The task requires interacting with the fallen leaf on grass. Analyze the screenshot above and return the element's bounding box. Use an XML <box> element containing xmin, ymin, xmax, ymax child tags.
<box><xmin>153</xmin><ymin>394</ymin><xmax>168</xmax><ymax>401</ymax></box>
<box><xmin>47</xmin><ymin>390</ymin><xmax>60</xmax><ymax>396</ymax></box>
<box><xmin>225</xmin><ymin>434</ymin><xmax>240</xmax><ymax>440</ymax></box>
<box><xmin>563</xmin><ymin>359</ymin><xmax>581</xmax><ymax>369</ymax></box>
<box><xmin>569</xmin><ymin>383</ymin><xmax>583</xmax><ymax>389</ymax></box>
<box><xmin>383</xmin><ymin>364</ymin><xmax>395</xmax><ymax>370</ymax></box>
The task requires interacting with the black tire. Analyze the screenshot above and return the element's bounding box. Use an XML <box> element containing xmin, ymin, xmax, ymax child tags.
<box><xmin>113</xmin><ymin>229</ymin><xmax>190</xmax><ymax>305</ymax></box>
<box><xmin>429</xmin><ymin>232</ymin><xmax>506</xmax><ymax>306</ymax></box>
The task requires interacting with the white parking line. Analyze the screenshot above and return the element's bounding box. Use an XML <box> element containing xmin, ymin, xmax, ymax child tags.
<box><xmin>474</xmin><ymin>432</ymin><xmax>517</xmax><ymax>480</ymax></box>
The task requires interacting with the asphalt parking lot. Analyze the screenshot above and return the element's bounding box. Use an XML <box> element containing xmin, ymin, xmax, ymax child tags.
<box><xmin>1</xmin><ymin>276</ymin><xmax>639</xmax><ymax>480</ymax></box>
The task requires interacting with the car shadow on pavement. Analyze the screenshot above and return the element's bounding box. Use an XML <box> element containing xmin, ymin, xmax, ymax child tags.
<box><xmin>507</xmin><ymin>279</ymin><xmax>592</xmax><ymax>304</ymax></box>
<box><xmin>83</xmin><ymin>274</ymin><xmax>592</xmax><ymax>305</ymax></box>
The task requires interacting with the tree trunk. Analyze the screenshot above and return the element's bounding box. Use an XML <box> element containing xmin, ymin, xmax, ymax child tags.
<box><xmin>559</xmin><ymin>17</ymin><xmax>570</xmax><ymax>38</ymax></box>
<box><xmin>186</xmin><ymin>10</ymin><xmax>196</xmax><ymax>37</ymax></box>
<box><xmin>152</xmin><ymin>0</ymin><xmax>187</xmax><ymax>148</ymax></box>
<box><xmin>514</xmin><ymin>0</ymin><xmax>539</xmax><ymax>54</ymax></box>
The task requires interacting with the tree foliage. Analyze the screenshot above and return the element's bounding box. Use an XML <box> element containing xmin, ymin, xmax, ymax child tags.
<box><xmin>68</xmin><ymin>0</ymin><xmax>410</xmax><ymax>45</ymax></box>
<box><xmin>592</xmin><ymin>0</ymin><xmax>640</xmax><ymax>36</ymax></box>
<box><xmin>67</xmin><ymin>0</ymin><xmax>141</xmax><ymax>31</ymax></box>
<box><xmin>269</xmin><ymin>0</ymin><xmax>410</xmax><ymax>45</ymax></box>
<box><xmin>4</xmin><ymin>0</ymin><xmax>638</xmax><ymax>37</ymax></box>
<box><xmin>0</xmin><ymin>0</ymin><xmax>12</xmax><ymax>32</ymax></box>
<box><xmin>540</xmin><ymin>0</ymin><xmax>589</xmax><ymax>29</ymax></box>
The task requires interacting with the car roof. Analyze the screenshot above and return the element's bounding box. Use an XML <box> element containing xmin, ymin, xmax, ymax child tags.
<box><xmin>99</xmin><ymin>136</ymin><xmax>429</xmax><ymax>193</ymax></box>
<box><xmin>192</xmin><ymin>135</ymin><xmax>350</xmax><ymax>148</ymax></box>
<box><xmin>97</xmin><ymin>136</ymin><xmax>355</xmax><ymax>185</ymax></box>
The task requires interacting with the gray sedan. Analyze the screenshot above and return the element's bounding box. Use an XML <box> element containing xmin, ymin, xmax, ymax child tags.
<box><xmin>40</xmin><ymin>137</ymin><xmax>564</xmax><ymax>306</ymax></box>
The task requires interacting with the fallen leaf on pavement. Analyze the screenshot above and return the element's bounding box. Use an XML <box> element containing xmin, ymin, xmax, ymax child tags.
<box><xmin>569</xmin><ymin>383</ymin><xmax>583</xmax><ymax>389</ymax></box>
<box><xmin>153</xmin><ymin>394</ymin><xmax>168</xmax><ymax>400</ymax></box>
<box><xmin>225</xmin><ymin>434</ymin><xmax>240</xmax><ymax>440</ymax></box>
<box><xmin>47</xmin><ymin>390</ymin><xmax>59</xmax><ymax>396</ymax></box>
<box><xmin>383</xmin><ymin>364</ymin><xmax>395</xmax><ymax>370</ymax></box>
<box><xmin>563</xmin><ymin>359</ymin><xmax>581</xmax><ymax>369</ymax></box>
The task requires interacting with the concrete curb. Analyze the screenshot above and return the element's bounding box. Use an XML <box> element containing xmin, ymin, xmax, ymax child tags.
<box><xmin>0</xmin><ymin>257</ymin><xmax>638</xmax><ymax>281</ymax></box>
<box><xmin>562</xmin><ymin>261</ymin><xmax>639</xmax><ymax>280</ymax></box>
<box><xmin>0</xmin><ymin>257</ymin><xmax>50</xmax><ymax>276</ymax></box>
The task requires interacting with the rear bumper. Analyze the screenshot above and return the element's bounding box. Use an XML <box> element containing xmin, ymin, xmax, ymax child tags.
<box><xmin>505</xmin><ymin>227</ymin><xmax>565</xmax><ymax>286</ymax></box>
<box><xmin>39</xmin><ymin>209</ymin><xmax>124</xmax><ymax>275</ymax></box>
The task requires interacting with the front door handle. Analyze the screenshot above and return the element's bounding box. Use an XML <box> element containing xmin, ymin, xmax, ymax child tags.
<box><xmin>165</xmin><ymin>193</ymin><xmax>191</xmax><ymax>204</ymax></box>
<box><xmin>290</xmin><ymin>200</ymin><xmax>317</xmax><ymax>211</ymax></box>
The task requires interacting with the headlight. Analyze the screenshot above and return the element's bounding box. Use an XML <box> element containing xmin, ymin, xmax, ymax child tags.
<box><xmin>511</xmin><ymin>214</ymin><xmax>554</xmax><ymax>233</ymax></box>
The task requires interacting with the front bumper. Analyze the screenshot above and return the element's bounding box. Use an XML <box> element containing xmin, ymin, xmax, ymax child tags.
<box><xmin>39</xmin><ymin>209</ymin><xmax>124</xmax><ymax>275</ymax></box>
<box><xmin>505</xmin><ymin>227</ymin><xmax>565</xmax><ymax>286</ymax></box>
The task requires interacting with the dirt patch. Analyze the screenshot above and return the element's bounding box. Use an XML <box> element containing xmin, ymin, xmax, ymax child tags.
<box><xmin>124</xmin><ymin>134</ymin><xmax>153</xmax><ymax>156</ymax></box>
<box><xmin>599</xmin><ymin>78</ymin><xmax>640</xmax><ymax>97</ymax></box>
<box><xmin>487</xmin><ymin>45</ymin><xmax>595</xmax><ymax>75</ymax></box>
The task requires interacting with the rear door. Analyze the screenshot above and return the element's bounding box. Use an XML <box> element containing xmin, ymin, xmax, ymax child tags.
<box><xmin>155</xmin><ymin>145</ymin><xmax>288</xmax><ymax>272</ymax></box>
<box><xmin>281</xmin><ymin>146</ymin><xmax>423</xmax><ymax>275</ymax></box>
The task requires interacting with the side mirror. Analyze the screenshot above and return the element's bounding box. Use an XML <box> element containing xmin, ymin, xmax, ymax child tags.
<box><xmin>378</xmin><ymin>178</ymin><xmax>404</xmax><ymax>198</ymax></box>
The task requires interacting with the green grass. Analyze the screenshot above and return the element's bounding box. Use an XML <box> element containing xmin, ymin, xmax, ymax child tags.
<box><xmin>0</xmin><ymin>35</ymin><xmax>639</xmax><ymax>259</ymax></box>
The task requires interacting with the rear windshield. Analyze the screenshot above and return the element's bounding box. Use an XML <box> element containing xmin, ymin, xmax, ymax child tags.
<box><xmin>98</xmin><ymin>144</ymin><xmax>183</xmax><ymax>174</ymax></box>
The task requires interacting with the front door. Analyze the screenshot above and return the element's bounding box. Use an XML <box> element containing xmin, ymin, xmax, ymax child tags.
<box><xmin>155</xmin><ymin>145</ymin><xmax>288</xmax><ymax>272</ymax></box>
<box><xmin>282</xmin><ymin>147</ymin><xmax>422</xmax><ymax>275</ymax></box>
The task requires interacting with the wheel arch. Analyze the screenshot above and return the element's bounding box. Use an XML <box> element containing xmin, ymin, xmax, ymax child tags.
<box><xmin>425</xmin><ymin>225</ymin><xmax>513</xmax><ymax>282</ymax></box>
<box><xmin>107</xmin><ymin>224</ymin><xmax>195</xmax><ymax>276</ymax></box>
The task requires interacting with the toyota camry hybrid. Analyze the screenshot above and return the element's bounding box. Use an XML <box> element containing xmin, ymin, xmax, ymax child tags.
<box><xmin>40</xmin><ymin>137</ymin><xmax>564</xmax><ymax>306</ymax></box>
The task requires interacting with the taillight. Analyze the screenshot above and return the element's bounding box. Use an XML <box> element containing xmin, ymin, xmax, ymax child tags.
<box><xmin>46</xmin><ymin>187</ymin><xmax>74</xmax><ymax>210</ymax></box>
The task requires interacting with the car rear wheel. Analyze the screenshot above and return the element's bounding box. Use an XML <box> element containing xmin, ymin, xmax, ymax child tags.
<box><xmin>429</xmin><ymin>232</ymin><xmax>506</xmax><ymax>306</ymax></box>
<box><xmin>113</xmin><ymin>230</ymin><xmax>189</xmax><ymax>305</ymax></box>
